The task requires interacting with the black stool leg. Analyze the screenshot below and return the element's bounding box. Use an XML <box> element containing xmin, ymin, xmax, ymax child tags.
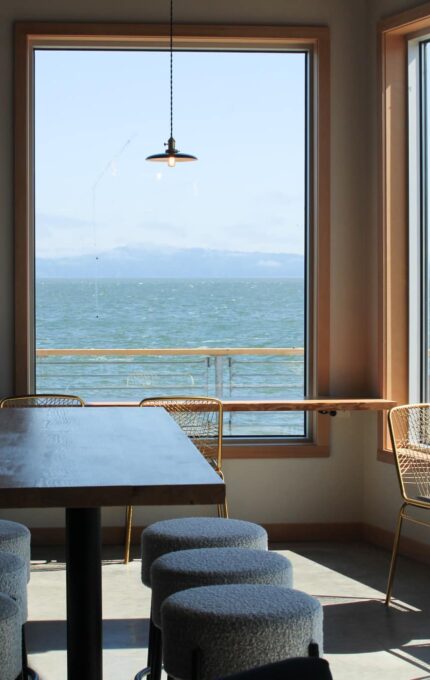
<box><xmin>22</xmin><ymin>623</ymin><xmax>39</xmax><ymax>680</ymax></box>
<box><xmin>150</xmin><ymin>626</ymin><xmax>162</xmax><ymax>680</ymax></box>
<box><xmin>22</xmin><ymin>625</ymin><xmax>27</xmax><ymax>674</ymax></box>
<box><xmin>147</xmin><ymin>608</ymin><xmax>155</xmax><ymax>670</ymax></box>
<box><xmin>308</xmin><ymin>642</ymin><xmax>320</xmax><ymax>658</ymax></box>
<box><xmin>191</xmin><ymin>648</ymin><xmax>203</xmax><ymax>680</ymax></box>
<box><xmin>133</xmin><ymin>605</ymin><xmax>156</xmax><ymax>680</ymax></box>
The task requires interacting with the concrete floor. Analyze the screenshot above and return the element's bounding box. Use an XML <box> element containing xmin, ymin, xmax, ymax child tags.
<box><xmin>26</xmin><ymin>542</ymin><xmax>430</xmax><ymax>680</ymax></box>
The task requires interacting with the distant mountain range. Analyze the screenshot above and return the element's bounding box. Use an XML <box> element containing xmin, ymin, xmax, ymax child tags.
<box><xmin>36</xmin><ymin>245</ymin><xmax>304</xmax><ymax>278</ymax></box>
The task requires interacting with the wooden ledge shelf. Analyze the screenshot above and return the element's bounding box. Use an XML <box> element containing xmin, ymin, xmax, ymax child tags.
<box><xmin>221</xmin><ymin>399</ymin><xmax>396</xmax><ymax>412</ymax></box>
<box><xmin>88</xmin><ymin>399</ymin><xmax>396</xmax><ymax>412</ymax></box>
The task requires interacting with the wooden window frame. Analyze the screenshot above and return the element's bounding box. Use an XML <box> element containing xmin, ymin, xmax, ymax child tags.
<box><xmin>14</xmin><ymin>22</ymin><xmax>330</xmax><ymax>459</ymax></box>
<box><xmin>378</xmin><ymin>3</ymin><xmax>430</xmax><ymax>460</ymax></box>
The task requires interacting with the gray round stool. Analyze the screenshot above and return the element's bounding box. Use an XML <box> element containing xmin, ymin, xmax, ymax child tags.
<box><xmin>141</xmin><ymin>518</ymin><xmax>268</xmax><ymax>587</ymax></box>
<box><xmin>0</xmin><ymin>552</ymin><xmax>37</xmax><ymax>679</ymax></box>
<box><xmin>0</xmin><ymin>520</ymin><xmax>31</xmax><ymax>582</ymax></box>
<box><xmin>0</xmin><ymin>592</ymin><xmax>22</xmax><ymax>680</ymax></box>
<box><xmin>137</xmin><ymin>519</ymin><xmax>268</xmax><ymax>680</ymax></box>
<box><xmin>161</xmin><ymin>584</ymin><xmax>323</xmax><ymax>680</ymax></box>
<box><xmin>0</xmin><ymin>552</ymin><xmax>28</xmax><ymax>624</ymax></box>
<box><xmin>151</xmin><ymin>548</ymin><xmax>293</xmax><ymax>628</ymax></box>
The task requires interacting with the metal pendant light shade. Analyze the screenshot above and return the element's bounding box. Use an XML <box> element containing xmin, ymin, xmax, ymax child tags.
<box><xmin>146</xmin><ymin>0</ymin><xmax>197</xmax><ymax>166</ymax></box>
<box><xmin>146</xmin><ymin>137</ymin><xmax>197</xmax><ymax>166</ymax></box>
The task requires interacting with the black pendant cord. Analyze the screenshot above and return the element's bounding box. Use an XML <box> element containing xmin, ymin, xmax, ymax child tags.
<box><xmin>146</xmin><ymin>0</ymin><xmax>197</xmax><ymax>162</ymax></box>
<box><xmin>170</xmin><ymin>0</ymin><xmax>173</xmax><ymax>141</ymax></box>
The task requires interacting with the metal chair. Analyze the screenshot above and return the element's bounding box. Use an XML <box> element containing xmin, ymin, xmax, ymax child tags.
<box><xmin>386</xmin><ymin>403</ymin><xmax>430</xmax><ymax>605</ymax></box>
<box><xmin>123</xmin><ymin>396</ymin><xmax>228</xmax><ymax>564</ymax></box>
<box><xmin>0</xmin><ymin>394</ymin><xmax>85</xmax><ymax>407</ymax></box>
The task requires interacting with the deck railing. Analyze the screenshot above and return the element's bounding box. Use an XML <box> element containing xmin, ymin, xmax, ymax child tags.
<box><xmin>35</xmin><ymin>347</ymin><xmax>305</xmax><ymax>435</ymax></box>
<box><xmin>36</xmin><ymin>347</ymin><xmax>304</xmax><ymax>398</ymax></box>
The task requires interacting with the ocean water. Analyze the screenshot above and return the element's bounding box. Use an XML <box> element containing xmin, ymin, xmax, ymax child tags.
<box><xmin>35</xmin><ymin>278</ymin><xmax>306</xmax><ymax>436</ymax></box>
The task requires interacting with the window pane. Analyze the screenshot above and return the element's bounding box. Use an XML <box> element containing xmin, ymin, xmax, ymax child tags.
<box><xmin>426</xmin><ymin>42</ymin><xmax>430</xmax><ymax>399</ymax></box>
<box><xmin>417</xmin><ymin>41</ymin><xmax>430</xmax><ymax>401</ymax></box>
<box><xmin>35</xmin><ymin>49</ymin><xmax>307</xmax><ymax>437</ymax></box>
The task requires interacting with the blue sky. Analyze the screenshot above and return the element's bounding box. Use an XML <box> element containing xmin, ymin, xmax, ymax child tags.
<box><xmin>35</xmin><ymin>49</ymin><xmax>305</xmax><ymax>259</ymax></box>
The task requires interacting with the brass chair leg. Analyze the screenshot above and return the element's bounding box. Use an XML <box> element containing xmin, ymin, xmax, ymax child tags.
<box><xmin>217</xmin><ymin>500</ymin><xmax>229</xmax><ymax>518</ymax></box>
<box><xmin>124</xmin><ymin>505</ymin><xmax>133</xmax><ymax>564</ymax></box>
<box><xmin>216</xmin><ymin>470</ymin><xmax>229</xmax><ymax>518</ymax></box>
<box><xmin>385</xmin><ymin>503</ymin><xmax>405</xmax><ymax>606</ymax></box>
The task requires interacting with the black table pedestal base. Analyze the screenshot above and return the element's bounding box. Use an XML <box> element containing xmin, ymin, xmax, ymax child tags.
<box><xmin>66</xmin><ymin>508</ymin><xmax>102</xmax><ymax>680</ymax></box>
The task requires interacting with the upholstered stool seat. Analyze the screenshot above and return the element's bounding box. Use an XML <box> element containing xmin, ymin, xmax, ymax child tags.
<box><xmin>141</xmin><ymin>518</ymin><xmax>268</xmax><ymax>587</ymax></box>
<box><xmin>135</xmin><ymin>519</ymin><xmax>268</xmax><ymax>680</ymax></box>
<box><xmin>151</xmin><ymin>547</ymin><xmax>293</xmax><ymax>628</ymax></box>
<box><xmin>161</xmin><ymin>584</ymin><xmax>323</xmax><ymax>680</ymax></box>
<box><xmin>0</xmin><ymin>592</ymin><xmax>22</xmax><ymax>680</ymax></box>
<box><xmin>0</xmin><ymin>552</ymin><xmax>28</xmax><ymax>624</ymax></box>
<box><xmin>0</xmin><ymin>520</ymin><xmax>31</xmax><ymax>582</ymax></box>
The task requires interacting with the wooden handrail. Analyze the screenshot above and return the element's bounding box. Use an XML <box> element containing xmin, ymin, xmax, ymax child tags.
<box><xmin>34</xmin><ymin>346</ymin><xmax>430</xmax><ymax>362</ymax></box>
<box><xmin>36</xmin><ymin>347</ymin><xmax>304</xmax><ymax>357</ymax></box>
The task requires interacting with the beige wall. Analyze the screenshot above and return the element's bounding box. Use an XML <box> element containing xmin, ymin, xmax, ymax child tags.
<box><xmin>0</xmin><ymin>2</ymin><xmax>371</xmax><ymax>397</ymax></box>
<box><xmin>1</xmin><ymin>0</ymin><xmax>425</xmax><ymax>538</ymax></box>
<box><xmin>0</xmin><ymin>413</ymin><xmax>365</xmax><ymax>529</ymax></box>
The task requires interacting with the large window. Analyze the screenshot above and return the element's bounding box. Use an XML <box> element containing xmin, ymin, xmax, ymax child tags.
<box><xmin>34</xmin><ymin>49</ymin><xmax>306</xmax><ymax>437</ymax></box>
<box><xmin>379</xmin><ymin>6</ymin><xmax>430</xmax><ymax>455</ymax></box>
<box><xmin>15</xmin><ymin>24</ymin><xmax>330</xmax><ymax>454</ymax></box>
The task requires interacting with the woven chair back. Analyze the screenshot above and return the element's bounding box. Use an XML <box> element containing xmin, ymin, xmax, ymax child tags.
<box><xmin>0</xmin><ymin>394</ymin><xmax>85</xmax><ymax>407</ymax></box>
<box><xmin>140</xmin><ymin>396</ymin><xmax>223</xmax><ymax>470</ymax></box>
<box><xmin>389</xmin><ymin>404</ymin><xmax>430</xmax><ymax>502</ymax></box>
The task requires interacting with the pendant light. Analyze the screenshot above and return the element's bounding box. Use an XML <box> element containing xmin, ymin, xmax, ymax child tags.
<box><xmin>146</xmin><ymin>0</ymin><xmax>197</xmax><ymax>167</ymax></box>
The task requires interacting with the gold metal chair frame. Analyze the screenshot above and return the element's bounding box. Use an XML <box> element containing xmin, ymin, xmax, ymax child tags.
<box><xmin>0</xmin><ymin>394</ymin><xmax>85</xmax><ymax>407</ymax></box>
<box><xmin>386</xmin><ymin>403</ymin><xmax>430</xmax><ymax>605</ymax></box>
<box><xmin>124</xmin><ymin>396</ymin><xmax>228</xmax><ymax>564</ymax></box>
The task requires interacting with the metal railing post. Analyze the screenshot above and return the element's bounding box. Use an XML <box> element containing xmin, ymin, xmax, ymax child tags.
<box><xmin>214</xmin><ymin>356</ymin><xmax>224</xmax><ymax>399</ymax></box>
<box><xmin>227</xmin><ymin>357</ymin><xmax>233</xmax><ymax>434</ymax></box>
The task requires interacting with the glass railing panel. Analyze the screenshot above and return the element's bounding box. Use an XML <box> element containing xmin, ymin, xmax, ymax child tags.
<box><xmin>35</xmin><ymin>348</ymin><xmax>305</xmax><ymax>437</ymax></box>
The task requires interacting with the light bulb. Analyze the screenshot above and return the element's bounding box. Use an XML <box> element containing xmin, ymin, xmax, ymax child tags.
<box><xmin>168</xmin><ymin>155</ymin><xmax>176</xmax><ymax>168</ymax></box>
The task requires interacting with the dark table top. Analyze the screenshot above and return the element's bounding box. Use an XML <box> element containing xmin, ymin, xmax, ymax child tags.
<box><xmin>0</xmin><ymin>407</ymin><xmax>225</xmax><ymax>508</ymax></box>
